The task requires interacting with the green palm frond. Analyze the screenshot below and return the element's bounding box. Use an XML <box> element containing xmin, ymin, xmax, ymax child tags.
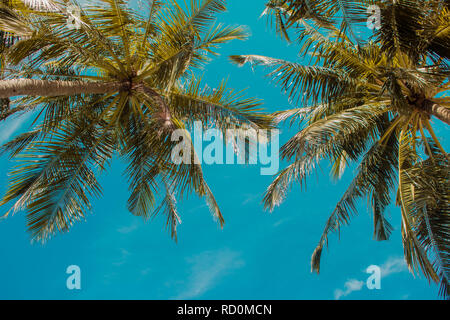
<box><xmin>152</xmin><ymin>178</ymin><xmax>182</xmax><ymax>241</ymax></box>
<box><xmin>0</xmin><ymin>0</ymin><xmax>271</xmax><ymax>243</ymax></box>
<box><xmin>236</xmin><ymin>0</ymin><xmax>450</xmax><ymax>299</ymax></box>
<box><xmin>230</xmin><ymin>54</ymin><xmax>363</xmax><ymax>106</ymax></box>
<box><xmin>1</xmin><ymin>114</ymin><xmax>115</xmax><ymax>242</ymax></box>
<box><xmin>311</xmin><ymin>133</ymin><xmax>398</xmax><ymax>273</ymax></box>
<box><xmin>0</xmin><ymin>2</ymin><xmax>32</xmax><ymax>36</ymax></box>
<box><xmin>169</xmin><ymin>77</ymin><xmax>272</xmax><ymax>132</ymax></box>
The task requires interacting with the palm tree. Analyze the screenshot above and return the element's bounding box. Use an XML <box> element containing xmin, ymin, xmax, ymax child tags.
<box><xmin>0</xmin><ymin>0</ymin><xmax>16</xmax><ymax>114</ymax></box>
<box><xmin>0</xmin><ymin>0</ymin><xmax>272</xmax><ymax>243</ymax></box>
<box><xmin>231</xmin><ymin>0</ymin><xmax>450</xmax><ymax>298</ymax></box>
<box><xmin>1</xmin><ymin>0</ymin><xmax>55</xmax><ymax>113</ymax></box>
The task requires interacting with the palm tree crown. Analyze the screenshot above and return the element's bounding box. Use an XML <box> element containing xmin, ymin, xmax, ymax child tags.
<box><xmin>0</xmin><ymin>0</ymin><xmax>272</xmax><ymax>243</ymax></box>
<box><xmin>231</xmin><ymin>0</ymin><xmax>450</xmax><ymax>298</ymax></box>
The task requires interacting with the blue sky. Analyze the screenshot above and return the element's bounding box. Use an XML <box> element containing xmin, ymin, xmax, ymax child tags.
<box><xmin>0</xmin><ymin>0</ymin><xmax>447</xmax><ymax>300</ymax></box>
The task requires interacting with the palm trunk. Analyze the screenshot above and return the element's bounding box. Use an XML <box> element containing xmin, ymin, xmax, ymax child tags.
<box><xmin>424</xmin><ymin>100</ymin><xmax>450</xmax><ymax>125</ymax></box>
<box><xmin>0</xmin><ymin>79</ymin><xmax>124</xmax><ymax>98</ymax></box>
<box><xmin>142</xmin><ymin>86</ymin><xmax>172</xmax><ymax>126</ymax></box>
<box><xmin>134</xmin><ymin>84</ymin><xmax>173</xmax><ymax>129</ymax></box>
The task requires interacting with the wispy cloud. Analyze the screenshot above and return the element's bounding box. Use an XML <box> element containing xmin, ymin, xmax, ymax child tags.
<box><xmin>334</xmin><ymin>257</ymin><xmax>408</xmax><ymax>300</ymax></box>
<box><xmin>140</xmin><ymin>268</ymin><xmax>151</xmax><ymax>276</ymax></box>
<box><xmin>112</xmin><ymin>248</ymin><xmax>131</xmax><ymax>267</ymax></box>
<box><xmin>0</xmin><ymin>113</ymin><xmax>32</xmax><ymax>145</ymax></box>
<box><xmin>174</xmin><ymin>249</ymin><xmax>245</xmax><ymax>299</ymax></box>
<box><xmin>381</xmin><ymin>257</ymin><xmax>408</xmax><ymax>277</ymax></box>
<box><xmin>334</xmin><ymin>279</ymin><xmax>365</xmax><ymax>300</ymax></box>
<box><xmin>242</xmin><ymin>193</ymin><xmax>260</xmax><ymax>206</ymax></box>
<box><xmin>187</xmin><ymin>203</ymin><xmax>208</xmax><ymax>214</ymax></box>
<box><xmin>117</xmin><ymin>221</ymin><xmax>140</xmax><ymax>234</ymax></box>
<box><xmin>273</xmin><ymin>217</ymin><xmax>292</xmax><ymax>228</ymax></box>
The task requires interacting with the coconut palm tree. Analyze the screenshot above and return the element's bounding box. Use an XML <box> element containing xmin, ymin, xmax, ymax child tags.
<box><xmin>0</xmin><ymin>0</ymin><xmax>16</xmax><ymax>113</ymax></box>
<box><xmin>231</xmin><ymin>0</ymin><xmax>450</xmax><ymax>298</ymax></box>
<box><xmin>1</xmin><ymin>0</ymin><xmax>57</xmax><ymax>114</ymax></box>
<box><xmin>0</xmin><ymin>0</ymin><xmax>272</xmax><ymax>243</ymax></box>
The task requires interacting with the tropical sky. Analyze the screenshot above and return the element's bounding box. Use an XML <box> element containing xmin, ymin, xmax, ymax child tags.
<box><xmin>0</xmin><ymin>0</ymin><xmax>447</xmax><ymax>300</ymax></box>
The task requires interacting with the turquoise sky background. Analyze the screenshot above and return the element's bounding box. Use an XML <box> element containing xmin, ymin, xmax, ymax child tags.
<box><xmin>0</xmin><ymin>0</ymin><xmax>447</xmax><ymax>300</ymax></box>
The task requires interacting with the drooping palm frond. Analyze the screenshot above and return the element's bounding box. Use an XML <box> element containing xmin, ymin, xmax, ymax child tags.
<box><xmin>397</xmin><ymin>128</ymin><xmax>450</xmax><ymax>298</ymax></box>
<box><xmin>264</xmin><ymin>103</ymin><xmax>390</xmax><ymax>210</ymax></box>
<box><xmin>151</xmin><ymin>178</ymin><xmax>182</xmax><ymax>241</ymax></box>
<box><xmin>0</xmin><ymin>0</ymin><xmax>273</xmax><ymax>243</ymax></box>
<box><xmin>311</xmin><ymin>132</ymin><xmax>398</xmax><ymax>273</ymax></box>
<box><xmin>0</xmin><ymin>2</ymin><xmax>32</xmax><ymax>37</ymax></box>
<box><xmin>233</xmin><ymin>0</ymin><xmax>450</xmax><ymax>299</ymax></box>
<box><xmin>169</xmin><ymin>77</ymin><xmax>272</xmax><ymax>132</ymax></box>
<box><xmin>230</xmin><ymin>54</ymin><xmax>364</xmax><ymax>107</ymax></box>
<box><xmin>0</xmin><ymin>105</ymin><xmax>115</xmax><ymax>242</ymax></box>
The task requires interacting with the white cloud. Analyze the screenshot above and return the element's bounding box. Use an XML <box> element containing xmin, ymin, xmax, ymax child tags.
<box><xmin>140</xmin><ymin>268</ymin><xmax>151</xmax><ymax>276</ymax></box>
<box><xmin>273</xmin><ymin>217</ymin><xmax>292</xmax><ymax>228</ymax></box>
<box><xmin>187</xmin><ymin>203</ymin><xmax>208</xmax><ymax>214</ymax></box>
<box><xmin>334</xmin><ymin>279</ymin><xmax>365</xmax><ymax>300</ymax></box>
<box><xmin>242</xmin><ymin>193</ymin><xmax>260</xmax><ymax>205</ymax></box>
<box><xmin>0</xmin><ymin>113</ymin><xmax>32</xmax><ymax>145</ymax></box>
<box><xmin>334</xmin><ymin>257</ymin><xmax>408</xmax><ymax>300</ymax></box>
<box><xmin>117</xmin><ymin>222</ymin><xmax>140</xmax><ymax>234</ymax></box>
<box><xmin>380</xmin><ymin>257</ymin><xmax>408</xmax><ymax>277</ymax></box>
<box><xmin>174</xmin><ymin>249</ymin><xmax>245</xmax><ymax>299</ymax></box>
<box><xmin>112</xmin><ymin>248</ymin><xmax>131</xmax><ymax>267</ymax></box>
